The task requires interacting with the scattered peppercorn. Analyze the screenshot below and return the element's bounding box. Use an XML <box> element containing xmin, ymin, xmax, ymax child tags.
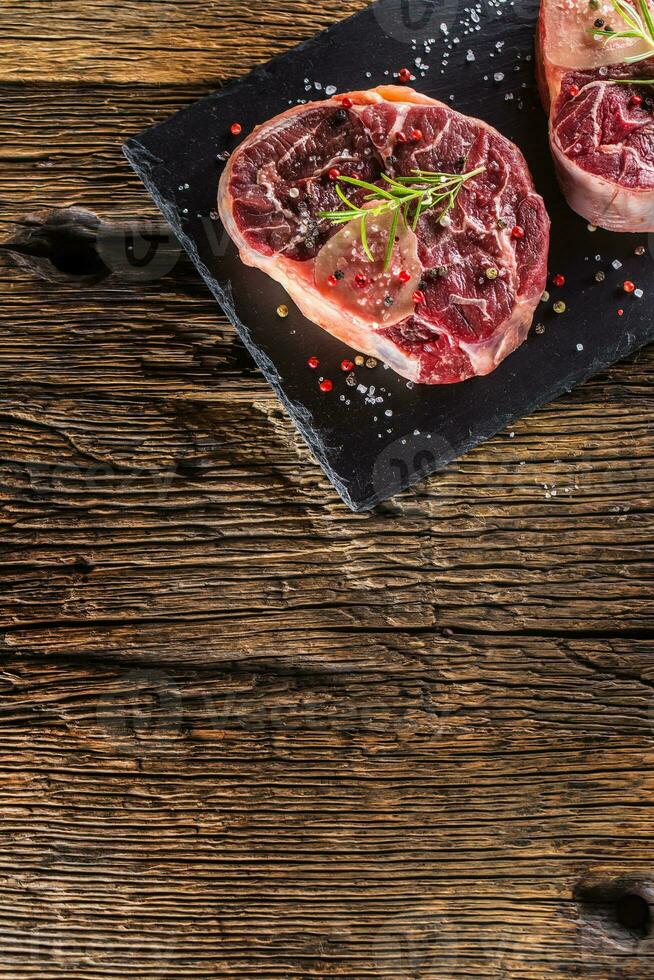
<box><xmin>398</xmin><ymin>67</ymin><xmax>412</xmax><ymax>82</ymax></box>
<box><xmin>567</xmin><ymin>84</ymin><xmax>580</xmax><ymax>98</ymax></box>
<box><xmin>277</xmin><ymin>304</ymin><xmax>289</xmax><ymax>318</ymax></box>
<box><xmin>623</xmin><ymin>280</ymin><xmax>636</xmax><ymax>293</ymax></box>
<box><xmin>383</xmin><ymin>295</ymin><xmax>394</xmax><ymax>307</ymax></box>
<box><xmin>535</xmin><ymin>322</ymin><xmax>546</xmax><ymax>335</ymax></box>
<box><xmin>413</xmin><ymin>289</ymin><xmax>426</xmax><ymax>305</ymax></box>
<box><xmin>354</xmin><ymin>272</ymin><xmax>368</xmax><ymax>288</ymax></box>
<box><xmin>396</xmin><ymin>131</ymin><xmax>408</xmax><ymax>144</ymax></box>
<box><xmin>552</xmin><ymin>273</ymin><xmax>566</xmax><ymax>287</ymax></box>
<box><xmin>629</xmin><ymin>93</ymin><xmax>643</xmax><ymax>108</ymax></box>
<box><xmin>410</xmin><ymin>128</ymin><xmax>423</xmax><ymax>142</ymax></box>
<box><xmin>334</xmin><ymin>108</ymin><xmax>348</xmax><ymax>124</ymax></box>
<box><xmin>496</xmin><ymin>218</ymin><xmax>507</xmax><ymax>230</ymax></box>
<box><xmin>594</xmin><ymin>17</ymin><xmax>604</xmax><ymax>27</ymax></box>
<box><xmin>635</xmin><ymin>245</ymin><xmax>646</xmax><ymax>256</ymax></box>
<box><xmin>319</xmin><ymin>379</ymin><xmax>333</xmax><ymax>392</ymax></box>
<box><xmin>365</xmin><ymin>357</ymin><xmax>378</xmax><ymax>368</ymax></box>
<box><xmin>230</xmin><ymin>122</ymin><xmax>242</xmax><ymax>135</ymax></box>
<box><xmin>327</xmin><ymin>275</ymin><xmax>338</xmax><ymax>287</ymax></box>
<box><xmin>595</xmin><ymin>270</ymin><xmax>606</xmax><ymax>282</ymax></box>
<box><xmin>354</xmin><ymin>355</ymin><xmax>365</xmax><ymax>366</ymax></box>
<box><xmin>398</xmin><ymin>269</ymin><xmax>411</xmax><ymax>283</ymax></box>
<box><xmin>340</xmin><ymin>359</ymin><xmax>354</xmax><ymax>372</ymax></box>
<box><xmin>328</xmin><ymin>167</ymin><xmax>340</xmax><ymax>180</ymax></box>
<box><xmin>553</xmin><ymin>300</ymin><xmax>566</xmax><ymax>313</ymax></box>
<box><xmin>307</xmin><ymin>356</ymin><xmax>319</xmax><ymax>369</ymax></box>
<box><xmin>511</xmin><ymin>225</ymin><xmax>525</xmax><ymax>239</ymax></box>
<box><xmin>485</xmin><ymin>267</ymin><xmax>499</xmax><ymax>280</ymax></box>
<box><xmin>341</xmin><ymin>97</ymin><xmax>353</xmax><ymax>108</ymax></box>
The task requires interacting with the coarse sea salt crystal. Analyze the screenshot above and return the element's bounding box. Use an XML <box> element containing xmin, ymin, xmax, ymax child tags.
<box><xmin>494</xmin><ymin>72</ymin><xmax>504</xmax><ymax>82</ymax></box>
<box><xmin>325</xmin><ymin>84</ymin><xmax>337</xmax><ymax>95</ymax></box>
<box><xmin>576</xmin><ymin>343</ymin><xmax>584</xmax><ymax>352</ymax></box>
<box><xmin>634</xmin><ymin>288</ymin><xmax>643</xmax><ymax>298</ymax></box>
<box><xmin>466</xmin><ymin>50</ymin><xmax>475</xmax><ymax>61</ymax></box>
<box><xmin>612</xmin><ymin>259</ymin><xmax>622</xmax><ymax>270</ymax></box>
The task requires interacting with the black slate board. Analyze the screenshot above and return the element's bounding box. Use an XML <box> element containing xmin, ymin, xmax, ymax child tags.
<box><xmin>124</xmin><ymin>0</ymin><xmax>654</xmax><ymax>511</ymax></box>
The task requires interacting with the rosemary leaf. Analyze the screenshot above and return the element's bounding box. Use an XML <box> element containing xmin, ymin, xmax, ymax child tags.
<box><xmin>638</xmin><ymin>0</ymin><xmax>654</xmax><ymax>41</ymax></box>
<box><xmin>384</xmin><ymin>208</ymin><xmax>400</xmax><ymax>271</ymax></box>
<box><xmin>338</xmin><ymin>175</ymin><xmax>396</xmax><ymax>200</ymax></box>
<box><xmin>360</xmin><ymin>213</ymin><xmax>374</xmax><ymax>262</ymax></box>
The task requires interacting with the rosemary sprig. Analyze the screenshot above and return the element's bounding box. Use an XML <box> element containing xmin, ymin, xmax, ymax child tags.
<box><xmin>587</xmin><ymin>0</ymin><xmax>654</xmax><ymax>63</ymax></box>
<box><xmin>317</xmin><ymin>166</ymin><xmax>485</xmax><ymax>269</ymax></box>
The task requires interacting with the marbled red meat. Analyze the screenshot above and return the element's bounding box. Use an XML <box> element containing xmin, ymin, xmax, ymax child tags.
<box><xmin>538</xmin><ymin>0</ymin><xmax>654</xmax><ymax>231</ymax></box>
<box><xmin>219</xmin><ymin>86</ymin><xmax>550</xmax><ymax>384</ymax></box>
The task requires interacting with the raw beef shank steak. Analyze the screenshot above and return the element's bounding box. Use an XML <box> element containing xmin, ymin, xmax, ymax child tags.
<box><xmin>538</xmin><ymin>0</ymin><xmax>654</xmax><ymax>231</ymax></box>
<box><xmin>219</xmin><ymin>86</ymin><xmax>550</xmax><ymax>384</ymax></box>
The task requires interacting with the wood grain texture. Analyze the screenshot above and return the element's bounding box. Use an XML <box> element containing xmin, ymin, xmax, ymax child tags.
<box><xmin>0</xmin><ymin>2</ymin><xmax>653</xmax><ymax>976</ymax></box>
<box><xmin>0</xmin><ymin>0</ymin><xmax>366</xmax><ymax>84</ymax></box>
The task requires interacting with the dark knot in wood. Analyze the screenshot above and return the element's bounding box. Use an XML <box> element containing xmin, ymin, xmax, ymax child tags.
<box><xmin>575</xmin><ymin>876</ymin><xmax>653</xmax><ymax>947</ymax></box>
<box><xmin>0</xmin><ymin>207</ymin><xmax>192</xmax><ymax>285</ymax></box>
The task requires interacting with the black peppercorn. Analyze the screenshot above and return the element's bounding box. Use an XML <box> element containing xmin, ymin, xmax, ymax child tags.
<box><xmin>334</xmin><ymin>108</ymin><xmax>348</xmax><ymax>124</ymax></box>
<box><xmin>594</xmin><ymin>17</ymin><xmax>604</xmax><ymax>26</ymax></box>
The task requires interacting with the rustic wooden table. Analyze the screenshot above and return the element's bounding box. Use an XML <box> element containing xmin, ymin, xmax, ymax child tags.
<box><xmin>1</xmin><ymin>1</ymin><xmax>653</xmax><ymax>977</ymax></box>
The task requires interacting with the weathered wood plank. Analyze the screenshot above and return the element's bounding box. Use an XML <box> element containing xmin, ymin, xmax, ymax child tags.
<box><xmin>0</xmin><ymin>656</ymin><xmax>651</xmax><ymax>977</ymax></box>
<box><xmin>0</xmin><ymin>16</ymin><xmax>653</xmax><ymax>978</ymax></box>
<box><xmin>0</xmin><ymin>0</ymin><xmax>366</xmax><ymax>84</ymax></box>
